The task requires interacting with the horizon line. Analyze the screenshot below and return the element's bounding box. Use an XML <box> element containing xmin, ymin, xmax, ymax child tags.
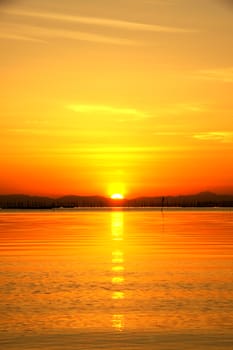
<box><xmin>0</xmin><ymin>191</ymin><xmax>233</xmax><ymax>199</ymax></box>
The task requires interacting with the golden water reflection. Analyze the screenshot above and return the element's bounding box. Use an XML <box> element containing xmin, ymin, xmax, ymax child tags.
<box><xmin>112</xmin><ymin>314</ymin><xmax>125</xmax><ymax>332</ymax></box>
<box><xmin>1</xmin><ymin>210</ymin><xmax>233</xmax><ymax>343</ymax></box>
<box><xmin>111</xmin><ymin>211</ymin><xmax>125</xmax><ymax>331</ymax></box>
<box><xmin>112</xmin><ymin>265</ymin><xmax>125</xmax><ymax>272</ymax></box>
<box><xmin>112</xmin><ymin>276</ymin><xmax>125</xmax><ymax>284</ymax></box>
<box><xmin>111</xmin><ymin>211</ymin><xmax>124</xmax><ymax>241</ymax></box>
<box><xmin>112</xmin><ymin>250</ymin><xmax>124</xmax><ymax>264</ymax></box>
<box><xmin>112</xmin><ymin>291</ymin><xmax>125</xmax><ymax>300</ymax></box>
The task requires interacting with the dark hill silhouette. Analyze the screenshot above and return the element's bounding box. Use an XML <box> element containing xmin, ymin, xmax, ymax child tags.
<box><xmin>56</xmin><ymin>195</ymin><xmax>108</xmax><ymax>207</ymax></box>
<box><xmin>0</xmin><ymin>192</ymin><xmax>233</xmax><ymax>209</ymax></box>
<box><xmin>0</xmin><ymin>194</ymin><xmax>55</xmax><ymax>209</ymax></box>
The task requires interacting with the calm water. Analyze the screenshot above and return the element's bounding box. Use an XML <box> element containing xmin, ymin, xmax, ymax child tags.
<box><xmin>0</xmin><ymin>208</ymin><xmax>233</xmax><ymax>349</ymax></box>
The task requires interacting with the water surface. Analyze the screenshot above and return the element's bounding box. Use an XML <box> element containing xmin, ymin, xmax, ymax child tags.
<box><xmin>0</xmin><ymin>209</ymin><xmax>233</xmax><ymax>349</ymax></box>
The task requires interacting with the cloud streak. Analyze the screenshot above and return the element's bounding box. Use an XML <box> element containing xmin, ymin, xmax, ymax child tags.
<box><xmin>0</xmin><ymin>23</ymin><xmax>137</xmax><ymax>46</ymax></box>
<box><xmin>193</xmin><ymin>131</ymin><xmax>233</xmax><ymax>143</ymax></box>
<box><xmin>195</xmin><ymin>67</ymin><xmax>233</xmax><ymax>83</ymax></box>
<box><xmin>67</xmin><ymin>104</ymin><xmax>149</xmax><ymax>120</ymax></box>
<box><xmin>5</xmin><ymin>8</ymin><xmax>195</xmax><ymax>33</ymax></box>
<box><xmin>0</xmin><ymin>32</ymin><xmax>46</xmax><ymax>43</ymax></box>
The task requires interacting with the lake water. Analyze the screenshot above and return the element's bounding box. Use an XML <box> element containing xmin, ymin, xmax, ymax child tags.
<box><xmin>0</xmin><ymin>208</ymin><xmax>233</xmax><ymax>349</ymax></box>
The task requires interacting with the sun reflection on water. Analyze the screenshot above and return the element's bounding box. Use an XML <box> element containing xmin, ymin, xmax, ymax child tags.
<box><xmin>112</xmin><ymin>265</ymin><xmax>125</xmax><ymax>272</ymax></box>
<box><xmin>112</xmin><ymin>250</ymin><xmax>124</xmax><ymax>264</ymax></box>
<box><xmin>112</xmin><ymin>276</ymin><xmax>125</xmax><ymax>284</ymax></box>
<box><xmin>112</xmin><ymin>314</ymin><xmax>125</xmax><ymax>332</ymax></box>
<box><xmin>111</xmin><ymin>211</ymin><xmax>125</xmax><ymax>332</ymax></box>
<box><xmin>111</xmin><ymin>212</ymin><xmax>124</xmax><ymax>241</ymax></box>
<box><xmin>112</xmin><ymin>291</ymin><xmax>125</xmax><ymax>300</ymax></box>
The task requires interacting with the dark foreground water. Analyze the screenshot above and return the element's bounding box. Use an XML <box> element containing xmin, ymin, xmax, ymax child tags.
<box><xmin>0</xmin><ymin>208</ymin><xmax>233</xmax><ymax>349</ymax></box>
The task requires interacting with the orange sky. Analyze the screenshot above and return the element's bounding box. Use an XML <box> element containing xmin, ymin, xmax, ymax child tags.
<box><xmin>0</xmin><ymin>0</ymin><xmax>233</xmax><ymax>197</ymax></box>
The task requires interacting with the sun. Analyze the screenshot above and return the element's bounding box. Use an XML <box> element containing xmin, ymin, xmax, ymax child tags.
<box><xmin>111</xmin><ymin>193</ymin><xmax>124</xmax><ymax>200</ymax></box>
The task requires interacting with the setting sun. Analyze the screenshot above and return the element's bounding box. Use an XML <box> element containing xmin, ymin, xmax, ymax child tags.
<box><xmin>111</xmin><ymin>193</ymin><xmax>124</xmax><ymax>200</ymax></box>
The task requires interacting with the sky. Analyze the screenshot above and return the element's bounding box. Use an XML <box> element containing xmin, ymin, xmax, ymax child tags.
<box><xmin>0</xmin><ymin>0</ymin><xmax>233</xmax><ymax>197</ymax></box>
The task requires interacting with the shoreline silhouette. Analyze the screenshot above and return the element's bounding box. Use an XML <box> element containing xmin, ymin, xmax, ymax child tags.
<box><xmin>0</xmin><ymin>192</ymin><xmax>232</xmax><ymax>209</ymax></box>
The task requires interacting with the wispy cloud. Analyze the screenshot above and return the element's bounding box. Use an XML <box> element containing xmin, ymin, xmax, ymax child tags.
<box><xmin>193</xmin><ymin>131</ymin><xmax>233</xmax><ymax>143</ymax></box>
<box><xmin>6</xmin><ymin>127</ymin><xmax>116</xmax><ymax>137</ymax></box>
<box><xmin>195</xmin><ymin>67</ymin><xmax>233</xmax><ymax>83</ymax></box>
<box><xmin>151</xmin><ymin>130</ymin><xmax>233</xmax><ymax>143</ymax></box>
<box><xmin>67</xmin><ymin>104</ymin><xmax>149</xmax><ymax>120</ymax></box>
<box><xmin>0</xmin><ymin>32</ymin><xmax>46</xmax><ymax>43</ymax></box>
<box><xmin>0</xmin><ymin>23</ymin><xmax>136</xmax><ymax>46</ymax></box>
<box><xmin>4</xmin><ymin>8</ymin><xmax>195</xmax><ymax>33</ymax></box>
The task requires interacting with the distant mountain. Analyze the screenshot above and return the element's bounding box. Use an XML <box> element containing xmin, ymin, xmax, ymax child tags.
<box><xmin>0</xmin><ymin>194</ymin><xmax>55</xmax><ymax>209</ymax></box>
<box><xmin>0</xmin><ymin>192</ymin><xmax>232</xmax><ymax>209</ymax></box>
<box><xmin>56</xmin><ymin>195</ymin><xmax>108</xmax><ymax>207</ymax></box>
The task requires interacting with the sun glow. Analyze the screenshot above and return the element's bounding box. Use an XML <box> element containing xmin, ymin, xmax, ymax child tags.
<box><xmin>111</xmin><ymin>193</ymin><xmax>124</xmax><ymax>200</ymax></box>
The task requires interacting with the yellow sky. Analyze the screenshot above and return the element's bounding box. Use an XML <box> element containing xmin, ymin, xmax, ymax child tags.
<box><xmin>0</xmin><ymin>0</ymin><xmax>233</xmax><ymax>197</ymax></box>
